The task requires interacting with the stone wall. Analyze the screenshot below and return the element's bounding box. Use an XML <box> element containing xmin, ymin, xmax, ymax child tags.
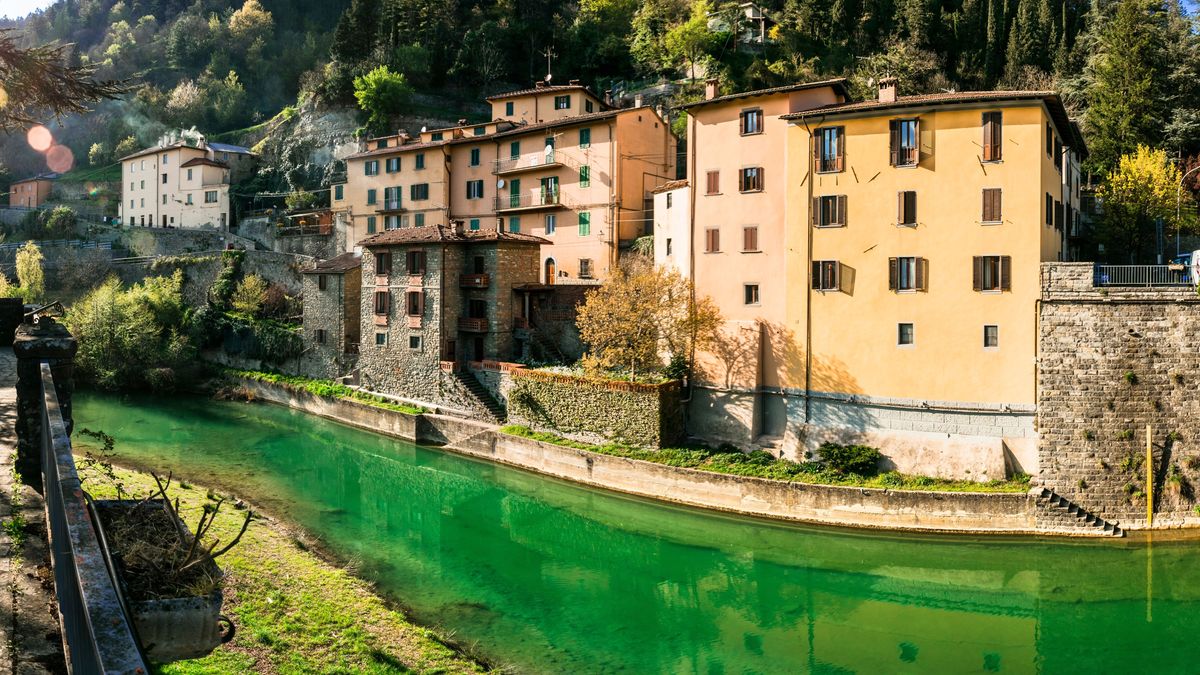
<box><xmin>1038</xmin><ymin>262</ymin><xmax>1200</xmax><ymax>528</ymax></box>
<box><xmin>113</xmin><ymin>250</ymin><xmax>310</xmax><ymax>307</ymax></box>
<box><xmin>236</xmin><ymin>216</ymin><xmax>335</xmax><ymax>259</ymax></box>
<box><xmin>119</xmin><ymin>226</ymin><xmax>256</xmax><ymax>257</ymax></box>
<box><xmin>507</xmin><ymin>368</ymin><xmax>684</xmax><ymax>447</ymax></box>
<box><xmin>299</xmin><ymin>270</ymin><xmax>359</xmax><ymax>380</ymax></box>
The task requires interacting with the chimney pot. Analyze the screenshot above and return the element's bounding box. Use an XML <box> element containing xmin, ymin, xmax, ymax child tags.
<box><xmin>569</xmin><ymin>79</ymin><xmax>580</xmax><ymax>85</ymax></box>
<box><xmin>634</xmin><ymin>93</ymin><xmax>643</xmax><ymax>108</ymax></box>
<box><xmin>458</xmin><ymin>118</ymin><xmax>467</xmax><ymax>126</ymax></box>
<box><xmin>535</xmin><ymin>81</ymin><xmax>546</xmax><ymax>88</ymax></box>
<box><xmin>452</xmin><ymin>219</ymin><xmax>465</xmax><ymax>236</ymax></box>
<box><xmin>705</xmin><ymin>78</ymin><xmax>720</xmax><ymax>100</ymax></box>
<box><xmin>878</xmin><ymin>77</ymin><xmax>899</xmax><ymax>103</ymax></box>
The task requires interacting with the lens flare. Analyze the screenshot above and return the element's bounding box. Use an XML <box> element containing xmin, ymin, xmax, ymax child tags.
<box><xmin>46</xmin><ymin>144</ymin><xmax>75</xmax><ymax>173</ymax></box>
<box><xmin>26</xmin><ymin>125</ymin><xmax>53</xmax><ymax>153</ymax></box>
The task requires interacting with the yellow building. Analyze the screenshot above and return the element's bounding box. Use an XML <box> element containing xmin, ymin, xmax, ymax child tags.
<box><xmin>686</xmin><ymin>78</ymin><xmax>1085</xmax><ymax>479</ymax></box>
<box><xmin>333</xmin><ymin>82</ymin><xmax>677</xmax><ymax>283</ymax></box>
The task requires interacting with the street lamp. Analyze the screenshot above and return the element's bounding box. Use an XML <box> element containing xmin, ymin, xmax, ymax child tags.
<box><xmin>1176</xmin><ymin>163</ymin><xmax>1200</xmax><ymax>259</ymax></box>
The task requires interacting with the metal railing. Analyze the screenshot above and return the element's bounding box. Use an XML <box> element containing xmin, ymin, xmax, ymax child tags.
<box><xmin>40</xmin><ymin>363</ymin><xmax>148</xmax><ymax>673</ymax></box>
<box><xmin>1093</xmin><ymin>264</ymin><xmax>1193</xmax><ymax>287</ymax></box>
<box><xmin>493</xmin><ymin>151</ymin><xmax>562</xmax><ymax>174</ymax></box>
<box><xmin>494</xmin><ymin>190</ymin><xmax>561</xmax><ymax>211</ymax></box>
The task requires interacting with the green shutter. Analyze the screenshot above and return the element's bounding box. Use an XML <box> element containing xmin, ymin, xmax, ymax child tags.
<box><xmin>367</xmin><ymin>216</ymin><xmax>376</xmax><ymax>234</ymax></box>
<box><xmin>510</xmin><ymin>141</ymin><xmax>520</xmax><ymax>159</ymax></box>
<box><xmin>509</xmin><ymin>216</ymin><xmax>520</xmax><ymax>233</ymax></box>
<box><xmin>580</xmin><ymin>165</ymin><xmax>590</xmax><ymax>188</ymax></box>
<box><xmin>367</xmin><ymin>189</ymin><xmax>376</xmax><ymax>205</ymax></box>
<box><xmin>415</xmin><ymin>213</ymin><xmax>424</xmax><ymax>227</ymax></box>
<box><xmin>578</xmin><ymin>211</ymin><xmax>590</xmax><ymax>236</ymax></box>
<box><xmin>580</xmin><ymin>128</ymin><xmax>591</xmax><ymax>148</ymax></box>
<box><xmin>334</xmin><ymin>185</ymin><xmax>343</xmax><ymax>200</ymax></box>
<box><xmin>469</xmin><ymin>218</ymin><xmax>480</xmax><ymax>231</ymax></box>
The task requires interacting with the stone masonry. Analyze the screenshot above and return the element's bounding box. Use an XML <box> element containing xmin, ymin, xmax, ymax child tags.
<box><xmin>299</xmin><ymin>252</ymin><xmax>361</xmax><ymax>380</ymax></box>
<box><xmin>1038</xmin><ymin>262</ymin><xmax>1200</xmax><ymax>528</ymax></box>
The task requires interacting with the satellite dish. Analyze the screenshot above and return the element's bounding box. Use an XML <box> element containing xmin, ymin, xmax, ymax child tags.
<box><xmin>421</xmin><ymin>126</ymin><xmax>427</xmax><ymax>133</ymax></box>
<box><xmin>496</xmin><ymin>179</ymin><xmax>506</xmax><ymax>189</ymax></box>
<box><xmin>546</xmin><ymin>73</ymin><xmax>553</xmax><ymax>82</ymax></box>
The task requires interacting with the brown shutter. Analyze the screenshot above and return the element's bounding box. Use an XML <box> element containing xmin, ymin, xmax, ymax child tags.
<box><xmin>972</xmin><ymin>257</ymin><xmax>982</xmax><ymax>291</ymax></box>
<box><xmin>1000</xmin><ymin>256</ymin><xmax>1011</xmax><ymax>291</ymax></box>
<box><xmin>837</xmin><ymin>195</ymin><xmax>847</xmax><ymax>227</ymax></box>
<box><xmin>982</xmin><ymin>189</ymin><xmax>990</xmax><ymax>222</ymax></box>
<box><xmin>906</xmin><ymin>191</ymin><xmax>916</xmax><ymax>224</ymax></box>
<box><xmin>993</xmin><ymin>189</ymin><xmax>1002</xmax><ymax>221</ymax></box>
<box><xmin>811</xmin><ymin>197</ymin><xmax>820</xmax><ymax>226</ymax></box>
<box><xmin>888</xmin><ymin>257</ymin><xmax>898</xmax><ymax>291</ymax></box>
<box><xmin>897</xmin><ymin>191</ymin><xmax>904</xmax><ymax>225</ymax></box>
<box><xmin>889</xmin><ymin>120</ymin><xmax>899</xmax><ymax>165</ymax></box>
<box><xmin>812</xmin><ymin>130</ymin><xmax>821</xmax><ymax>169</ymax></box>
<box><xmin>982</xmin><ymin>113</ymin><xmax>993</xmax><ymax>159</ymax></box>
<box><xmin>713</xmin><ymin>229</ymin><xmax>720</xmax><ymax>252</ymax></box>
<box><xmin>916</xmin><ymin>258</ymin><xmax>927</xmax><ymax>291</ymax></box>
<box><xmin>993</xmin><ymin>115</ymin><xmax>1002</xmax><ymax>160</ymax></box>
<box><xmin>835</xmin><ymin>128</ymin><xmax>844</xmax><ymax>171</ymax></box>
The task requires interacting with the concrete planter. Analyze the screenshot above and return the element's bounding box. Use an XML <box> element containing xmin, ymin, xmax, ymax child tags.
<box><xmin>92</xmin><ymin>500</ymin><xmax>231</xmax><ymax>662</ymax></box>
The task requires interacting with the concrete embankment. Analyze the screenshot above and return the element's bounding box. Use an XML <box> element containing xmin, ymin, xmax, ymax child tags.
<box><xmin>238</xmin><ymin>377</ymin><xmax>1051</xmax><ymax>536</ymax></box>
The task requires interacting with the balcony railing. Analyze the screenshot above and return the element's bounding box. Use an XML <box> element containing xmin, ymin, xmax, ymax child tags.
<box><xmin>458</xmin><ymin>317</ymin><xmax>489</xmax><ymax>332</ymax></box>
<box><xmin>494</xmin><ymin>151</ymin><xmax>563</xmax><ymax>175</ymax></box>
<box><xmin>377</xmin><ymin>199</ymin><xmax>403</xmax><ymax>212</ymax></box>
<box><xmin>460</xmin><ymin>273</ymin><xmax>490</xmax><ymax>288</ymax></box>
<box><xmin>495</xmin><ymin>190</ymin><xmax>561</xmax><ymax>212</ymax></box>
<box><xmin>1094</xmin><ymin>264</ymin><xmax>1193</xmax><ymax>287</ymax></box>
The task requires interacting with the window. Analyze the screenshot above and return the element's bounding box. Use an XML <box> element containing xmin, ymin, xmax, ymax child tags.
<box><xmin>386</xmin><ymin>157</ymin><xmax>400</xmax><ymax>173</ymax></box>
<box><xmin>811</xmin><ymin>195</ymin><xmax>847</xmax><ymax>228</ymax></box>
<box><xmin>705</xmin><ymin>170</ymin><xmax>720</xmax><ymax>195</ymax></box>
<box><xmin>467</xmin><ymin>180</ymin><xmax>484</xmax><ymax>199</ymax></box>
<box><xmin>367</xmin><ymin>189</ymin><xmax>377</xmax><ymax>205</ymax></box>
<box><xmin>585</xmin><ymin>99</ymin><xmax>594</xmax><ymax>113</ymax></box>
<box><xmin>374</xmin><ymin>290</ymin><xmax>390</xmax><ymax>315</ymax></box>
<box><xmin>204</xmin><ymin>191</ymin><xmax>218</xmax><ymax>203</ymax></box>
<box><xmin>1054</xmin><ymin>200</ymin><xmax>1064</xmax><ymax>230</ymax></box>
<box><xmin>578</xmin><ymin>211</ymin><xmax>590</xmax><ymax>236</ymax></box>
<box><xmin>365</xmin><ymin>160</ymin><xmax>379</xmax><ymax>176</ymax></box>
<box><xmin>545</xmin><ymin>213</ymin><xmax>556</xmax><ymax>235</ymax></box>
<box><xmin>162</xmin><ymin>194</ymin><xmax>167</xmax><ymax>205</ymax></box>
<box><xmin>888</xmin><ymin>257</ymin><xmax>927</xmax><ymax>291</ymax></box>
<box><xmin>579</xmin><ymin>259</ymin><xmax>593</xmax><ymax>278</ymax></box>
<box><xmin>984</xmin><ymin>325</ymin><xmax>999</xmax><ymax>348</ymax></box>
<box><xmin>815</xmin><ymin>127</ymin><xmax>844</xmax><ymax>173</ymax></box>
<box><xmin>666</xmin><ymin>193</ymin><xmax>673</xmax><ymax>209</ymax></box>
<box><xmin>510</xmin><ymin>141</ymin><xmax>520</xmax><ymax>159</ymax></box>
<box><xmin>140</xmin><ymin>180</ymin><xmax>145</xmax><ymax>189</ymax></box>
<box><xmin>743</xmin><ymin>226</ymin><xmax>759</xmax><ymax>252</ymax></box>
<box><xmin>315</xmin><ymin>329</ymin><xmax>327</xmax><ymax>345</ymax></box>
<box><xmin>666</xmin><ymin>239</ymin><xmax>673</xmax><ymax>255</ymax></box>
<box><xmin>186</xmin><ymin>194</ymin><xmax>193</xmax><ymax>205</ymax></box>
<box><xmin>377</xmin><ymin>139</ymin><xmax>389</xmax><ymax>149</ymax></box>
<box><xmin>318</xmin><ymin>274</ymin><xmax>328</xmax><ymax>291</ymax></box>
<box><xmin>740</xmin><ymin>109</ymin><xmax>764</xmax><ymax>135</ymax></box>
<box><xmin>580</xmin><ymin>128</ymin><xmax>591</xmax><ymax>148</ymax></box>
<box><xmin>186</xmin><ymin>168</ymin><xmax>193</xmax><ymax>181</ymax></box>
<box><xmin>140</xmin><ymin>198</ymin><xmax>144</xmax><ymax>207</ymax></box>
<box><xmin>470</xmin><ymin>148</ymin><xmax>481</xmax><ymax>166</ymax></box>
<box><xmin>1046</xmin><ymin>123</ymin><xmax>1054</xmax><ymax>157</ymax></box>
<box><xmin>414</xmin><ymin>213</ymin><xmax>425</xmax><ymax>227</ymax></box>
<box><xmin>889</xmin><ymin>119</ymin><xmax>919</xmax><ymax>167</ymax></box>
<box><xmin>130</xmin><ymin>181</ymin><xmax>134</xmax><ymax>190</ymax></box>
<box><xmin>474</xmin><ymin>126</ymin><xmax>486</xmax><ymax>136</ymax></box>
<box><xmin>897</xmin><ymin>191</ymin><xmax>917</xmax><ymax>226</ymax></box>
<box><xmin>739</xmin><ymin>167</ymin><xmax>763</xmax><ymax>192</ymax></box>
<box><xmin>415</xmin><ymin>153</ymin><xmax>425</xmax><ymax>170</ymax></box>
<box><xmin>508</xmin><ymin>216</ymin><xmax>520</xmax><ymax>233</ymax></box>
<box><xmin>980</xmin><ymin>188</ymin><xmax>1002</xmax><ymax>223</ymax></box>
<box><xmin>973</xmin><ymin>255</ymin><xmax>1012</xmax><ymax>292</ymax></box>
<box><xmin>898</xmin><ymin>323</ymin><xmax>914</xmax><ymax>346</ymax></box>
<box><xmin>744</xmin><ymin>284</ymin><xmax>760</xmax><ymax>305</ymax></box>
<box><xmin>405</xmin><ymin>291</ymin><xmax>424</xmax><ymax>316</ymax></box>
<box><xmin>162</xmin><ymin>154</ymin><xmax>168</xmax><ymax>164</ymax></box>
<box><xmin>411</xmin><ymin>184</ymin><xmax>429</xmax><ymax>201</ymax></box>
<box><xmin>812</xmin><ymin>261</ymin><xmax>841</xmax><ymax>291</ymax></box>
<box><xmin>406</xmin><ymin>250</ymin><xmax>425</xmax><ymax>275</ymax></box>
<box><xmin>982</xmin><ymin>112</ymin><xmax>1002</xmax><ymax>161</ymax></box>
<box><xmin>375</xmin><ymin>333</ymin><xmax>387</xmax><ymax>346</ymax></box>
<box><xmin>1054</xmin><ymin>138</ymin><xmax>1063</xmax><ymax>171</ymax></box>
<box><xmin>162</xmin><ymin>173</ymin><xmax>167</xmax><ymax>184</ymax></box>
<box><xmin>1046</xmin><ymin>193</ymin><xmax>1053</xmax><ymax>226</ymax></box>
<box><xmin>579</xmin><ymin>165</ymin><xmax>590</xmax><ymax>188</ymax></box>
<box><xmin>469</xmin><ymin>218</ymin><xmax>480</xmax><ymax>231</ymax></box>
<box><xmin>506</xmin><ymin>101</ymin><xmax>514</xmax><ymax>116</ymax></box>
<box><xmin>431</xmin><ymin>132</ymin><xmax>444</xmax><ymax>141</ymax></box>
<box><xmin>367</xmin><ymin>216</ymin><xmax>377</xmax><ymax>234</ymax></box>
<box><xmin>554</xmin><ymin>95</ymin><xmax>571</xmax><ymax>110</ymax></box>
<box><xmin>409</xmin><ymin>335</ymin><xmax>422</xmax><ymax>349</ymax></box>
<box><xmin>385</xmin><ymin>215</ymin><xmax>400</xmax><ymax>229</ymax></box>
<box><xmin>705</xmin><ymin>227</ymin><xmax>720</xmax><ymax>252</ymax></box>
<box><xmin>334</xmin><ymin>184</ymin><xmax>344</xmax><ymax>201</ymax></box>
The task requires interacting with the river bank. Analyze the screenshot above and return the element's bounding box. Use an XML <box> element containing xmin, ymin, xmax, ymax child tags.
<box><xmin>72</xmin><ymin>457</ymin><xmax>488</xmax><ymax>674</ymax></box>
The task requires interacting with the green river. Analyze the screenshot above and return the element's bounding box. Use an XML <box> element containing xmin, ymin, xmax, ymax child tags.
<box><xmin>73</xmin><ymin>392</ymin><xmax>1199</xmax><ymax>674</ymax></box>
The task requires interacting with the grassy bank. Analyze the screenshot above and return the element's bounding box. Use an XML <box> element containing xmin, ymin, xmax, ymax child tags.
<box><xmin>77</xmin><ymin>464</ymin><xmax>485</xmax><ymax>674</ymax></box>
<box><xmin>225</xmin><ymin>368</ymin><xmax>426</xmax><ymax>416</ymax></box>
<box><xmin>500</xmin><ymin>425</ymin><xmax>1030</xmax><ymax>493</ymax></box>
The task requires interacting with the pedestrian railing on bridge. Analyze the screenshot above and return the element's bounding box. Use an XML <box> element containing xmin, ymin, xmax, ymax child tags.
<box><xmin>1093</xmin><ymin>264</ymin><xmax>1194</xmax><ymax>287</ymax></box>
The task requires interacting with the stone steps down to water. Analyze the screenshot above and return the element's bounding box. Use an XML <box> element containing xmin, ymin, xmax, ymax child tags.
<box><xmin>1031</xmin><ymin>487</ymin><xmax>1123</xmax><ymax>537</ymax></box>
<box><xmin>455</xmin><ymin>371</ymin><xmax>506</xmax><ymax>423</ymax></box>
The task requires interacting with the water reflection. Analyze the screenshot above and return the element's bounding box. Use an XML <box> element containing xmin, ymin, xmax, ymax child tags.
<box><xmin>75</xmin><ymin>392</ymin><xmax>1200</xmax><ymax>673</ymax></box>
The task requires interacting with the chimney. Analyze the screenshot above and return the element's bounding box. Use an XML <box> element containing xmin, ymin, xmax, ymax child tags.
<box><xmin>705</xmin><ymin>78</ymin><xmax>720</xmax><ymax>100</ymax></box>
<box><xmin>452</xmin><ymin>219</ymin><xmax>465</xmax><ymax>236</ymax></box>
<box><xmin>457</xmin><ymin>118</ymin><xmax>467</xmax><ymax>126</ymax></box>
<box><xmin>535</xmin><ymin>81</ymin><xmax>547</xmax><ymax>89</ymax></box>
<box><xmin>634</xmin><ymin>93</ymin><xmax>643</xmax><ymax>108</ymax></box>
<box><xmin>878</xmin><ymin>77</ymin><xmax>898</xmax><ymax>103</ymax></box>
<box><xmin>604</xmin><ymin>89</ymin><xmax>614</xmax><ymax>106</ymax></box>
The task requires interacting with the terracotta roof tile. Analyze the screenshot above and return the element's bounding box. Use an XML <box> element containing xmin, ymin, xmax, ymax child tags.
<box><xmin>180</xmin><ymin>157</ymin><xmax>229</xmax><ymax>169</ymax></box>
<box><xmin>677</xmin><ymin>78</ymin><xmax>851</xmax><ymax>111</ymax></box>
<box><xmin>651</xmin><ymin>179</ymin><xmax>688</xmax><ymax>194</ymax></box>
<box><xmin>305</xmin><ymin>252</ymin><xmax>361</xmax><ymax>274</ymax></box>
<box><xmin>486</xmin><ymin>84</ymin><xmax>608</xmax><ymax>106</ymax></box>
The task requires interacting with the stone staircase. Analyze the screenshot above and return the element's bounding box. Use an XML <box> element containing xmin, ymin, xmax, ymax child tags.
<box><xmin>454</xmin><ymin>371</ymin><xmax>506</xmax><ymax>423</ymax></box>
<box><xmin>1031</xmin><ymin>487</ymin><xmax>1124</xmax><ymax>537</ymax></box>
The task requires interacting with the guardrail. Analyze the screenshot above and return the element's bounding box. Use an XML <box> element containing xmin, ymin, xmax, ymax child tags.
<box><xmin>1093</xmin><ymin>264</ymin><xmax>1193</xmax><ymax>287</ymax></box>
<box><xmin>39</xmin><ymin>362</ymin><xmax>148</xmax><ymax>673</ymax></box>
<box><xmin>0</xmin><ymin>240</ymin><xmax>111</xmax><ymax>252</ymax></box>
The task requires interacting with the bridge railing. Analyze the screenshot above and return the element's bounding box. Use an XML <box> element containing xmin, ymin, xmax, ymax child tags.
<box><xmin>1093</xmin><ymin>264</ymin><xmax>1193</xmax><ymax>287</ymax></box>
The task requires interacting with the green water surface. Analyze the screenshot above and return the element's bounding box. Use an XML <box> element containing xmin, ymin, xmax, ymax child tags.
<box><xmin>73</xmin><ymin>392</ymin><xmax>1199</xmax><ymax>674</ymax></box>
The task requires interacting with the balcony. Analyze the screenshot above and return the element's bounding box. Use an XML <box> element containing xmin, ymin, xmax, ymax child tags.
<box><xmin>376</xmin><ymin>199</ymin><xmax>404</xmax><ymax>213</ymax></box>
<box><xmin>460</xmin><ymin>273</ymin><xmax>490</xmax><ymax>289</ymax></box>
<box><xmin>458</xmin><ymin>317</ymin><xmax>489</xmax><ymax>332</ymax></box>
<box><xmin>494</xmin><ymin>151</ymin><xmax>564</xmax><ymax>175</ymax></box>
<box><xmin>495</xmin><ymin>189</ymin><xmax>561</xmax><ymax>213</ymax></box>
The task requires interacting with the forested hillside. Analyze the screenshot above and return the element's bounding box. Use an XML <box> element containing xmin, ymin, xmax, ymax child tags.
<box><xmin>1</xmin><ymin>0</ymin><xmax>1198</xmax><ymax>181</ymax></box>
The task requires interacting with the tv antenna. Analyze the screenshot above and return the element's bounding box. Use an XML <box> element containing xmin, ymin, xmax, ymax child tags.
<box><xmin>540</xmin><ymin>46</ymin><xmax>557</xmax><ymax>82</ymax></box>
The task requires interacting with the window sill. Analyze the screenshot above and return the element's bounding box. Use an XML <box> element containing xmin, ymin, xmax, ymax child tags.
<box><xmin>815</xmin><ymin>169</ymin><xmax>844</xmax><ymax>175</ymax></box>
<box><xmin>814</xmin><ymin>224</ymin><xmax>845</xmax><ymax>229</ymax></box>
<box><xmin>705</xmin><ymin>192</ymin><xmax>723</xmax><ymax>196</ymax></box>
<box><xmin>896</xmin><ymin>223</ymin><xmax>918</xmax><ymax>228</ymax></box>
<box><xmin>739</xmin><ymin>189</ymin><xmax>764</xmax><ymax>194</ymax></box>
<box><xmin>981</xmin><ymin>220</ymin><xmax>1003</xmax><ymax>225</ymax></box>
<box><xmin>740</xmin><ymin>131</ymin><xmax>764</xmax><ymax>137</ymax></box>
<box><xmin>703</xmin><ymin>251</ymin><xmax>722</xmax><ymax>254</ymax></box>
<box><xmin>742</xmin><ymin>250</ymin><xmax>762</xmax><ymax>254</ymax></box>
<box><xmin>981</xmin><ymin>159</ymin><xmax>1003</xmax><ymax>164</ymax></box>
<box><xmin>892</xmin><ymin>164</ymin><xmax>919</xmax><ymax>170</ymax></box>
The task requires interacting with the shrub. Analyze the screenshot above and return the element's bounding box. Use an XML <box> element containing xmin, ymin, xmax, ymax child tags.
<box><xmin>15</xmin><ymin>241</ymin><xmax>43</xmax><ymax>303</ymax></box>
<box><xmin>817</xmin><ymin>442</ymin><xmax>882</xmax><ymax>476</ymax></box>
<box><xmin>231</xmin><ymin>274</ymin><xmax>268</xmax><ymax>315</ymax></box>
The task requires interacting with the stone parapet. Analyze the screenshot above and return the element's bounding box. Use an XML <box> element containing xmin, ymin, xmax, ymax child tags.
<box><xmin>13</xmin><ymin>318</ymin><xmax>77</xmax><ymax>489</ymax></box>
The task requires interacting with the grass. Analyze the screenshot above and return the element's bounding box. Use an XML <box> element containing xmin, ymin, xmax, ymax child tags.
<box><xmin>499</xmin><ymin>425</ymin><xmax>1031</xmax><ymax>493</ymax></box>
<box><xmin>56</xmin><ymin>162</ymin><xmax>122</xmax><ymax>183</ymax></box>
<box><xmin>77</xmin><ymin>465</ymin><xmax>486</xmax><ymax>674</ymax></box>
<box><xmin>225</xmin><ymin>368</ymin><xmax>426</xmax><ymax>416</ymax></box>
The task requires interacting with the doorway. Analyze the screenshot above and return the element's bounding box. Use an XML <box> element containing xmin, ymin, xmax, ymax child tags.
<box><xmin>544</xmin><ymin>258</ymin><xmax>556</xmax><ymax>285</ymax></box>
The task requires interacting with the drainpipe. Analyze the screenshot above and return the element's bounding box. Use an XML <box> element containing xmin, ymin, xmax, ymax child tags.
<box><xmin>686</xmin><ymin>111</ymin><xmax>698</xmax><ymax>405</ymax></box>
<box><xmin>801</xmin><ymin>116</ymin><xmax>822</xmax><ymax>426</ymax></box>
<box><xmin>609</xmin><ymin>120</ymin><xmax>617</xmax><ymax>276</ymax></box>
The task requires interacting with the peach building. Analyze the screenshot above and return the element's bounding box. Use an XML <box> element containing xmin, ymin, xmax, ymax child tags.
<box><xmin>681</xmin><ymin>78</ymin><xmax>1085</xmax><ymax>480</ymax></box>
<box><xmin>8</xmin><ymin>174</ymin><xmax>56</xmax><ymax>209</ymax></box>
<box><xmin>333</xmin><ymin>82</ymin><xmax>677</xmax><ymax>283</ymax></box>
<box><xmin>119</xmin><ymin>133</ymin><xmax>254</xmax><ymax>229</ymax></box>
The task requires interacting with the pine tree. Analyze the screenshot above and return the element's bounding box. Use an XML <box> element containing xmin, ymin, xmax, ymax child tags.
<box><xmin>984</xmin><ymin>0</ymin><xmax>1002</xmax><ymax>85</ymax></box>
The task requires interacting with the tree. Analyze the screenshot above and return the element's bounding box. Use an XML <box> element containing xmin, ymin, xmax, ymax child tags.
<box><xmin>42</xmin><ymin>206</ymin><xmax>77</xmax><ymax>239</ymax></box>
<box><xmin>114</xmin><ymin>135</ymin><xmax>138</xmax><ymax>157</ymax></box>
<box><xmin>88</xmin><ymin>142</ymin><xmax>109</xmax><ymax>166</ymax></box>
<box><xmin>284</xmin><ymin>190</ymin><xmax>317</xmax><ymax>210</ymax></box>
<box><xmin>353</xmin><ymin>66</ymin><xmax>412</xmax><ymax>134</ymax></box>
<box><xmin>576</xmin><ymin>258</ymin><xmax>720</xmax><ymax>377</ymax></box>
<box><xmin>1096</xmin><ymin>145</ymin><xmax>1181</xmax><ymax>263</ymax></box>
<box><xmin>231</xmin><ymin>274</ymin><xmax>268</xmax><ymax>316</ymax></box>
<box><xmin>630</xmin><ymin>0</ymin><xmax>688</xmax><ymax>74</ymax></box>
<box><xmin>15</xmin><ymin>241</ymin><xmax>44</xmax><ymax>303</ymax></box>
<box><xmin>664</xmin><ymin>0</ymin><xmax>719</xmax><ymax>80</ymax></box>
<box><xmin>0</xmin><ymin>29</ymin><xmax>125</xmax><ymax>131</ymax></box>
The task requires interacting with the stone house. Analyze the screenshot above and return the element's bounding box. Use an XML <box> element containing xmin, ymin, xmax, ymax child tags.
<box><xmin>300</xmin><ymin>252</ymin><xmax>361</xmax><ymax>380</ymax></box>
<box><xmin>355</xmin><ymin>222</ymin><xmax>547</xmax><ymax>418</ymax></box>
